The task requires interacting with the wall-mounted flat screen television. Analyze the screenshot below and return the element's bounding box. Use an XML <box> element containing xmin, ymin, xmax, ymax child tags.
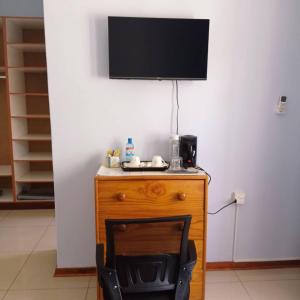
<box><xmin>108</xmin><ymin>16</ymin><xmax>210</xmax><ymax>80</ymax></box>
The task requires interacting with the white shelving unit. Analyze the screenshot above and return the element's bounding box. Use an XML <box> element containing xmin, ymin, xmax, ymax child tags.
<box><xmin>0</xmin><ymin>17</ymin><xmax>54</xmax><ymax>204</ymax></box>
<box><xmin>7</xmin><ymin>43</ymin><xmax>45</xmax><ymax>51</ymax></box>
<box><xmin>0</xmin><ymin>165</ymin><xmax>12</xmax><ymax>176</ymax></box>
<box><xmin>13</xmin><ymin>133</ymin><xmax>51</xmax><ymax>141</ymax></box>
<box><xmin>16</xmin><ymin>171</ymin><xmax>53</xmax><ymax>183</ymax></box>
<box><xmin>0</xmin><ymin>189</ymin><xmax>13</xmax><ymax>202</ymax></box>
<box><xmin>0</xmin><ymin>18</ymin><xmax>14</xmax><ymax>203</ymax></box>
<box><xmin>14</xmin><ymin>152</ymin><xmax>52</xmax><ymax>161</ymax></box>
<box><xmin>5</xmin><ymin>18</ymin><xmax>44</xmax><ymax>43</ymax></box>
<box><xmin>8</xmin><ymin>69</ymin><xmax>48</xmax><ymax>94</ymax></box>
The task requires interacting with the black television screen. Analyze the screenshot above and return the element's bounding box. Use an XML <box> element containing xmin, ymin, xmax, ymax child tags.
<box><xmin>108</xmin><ymin>17</ymin><xmax>210</xmax><ymax>80</ymax></box>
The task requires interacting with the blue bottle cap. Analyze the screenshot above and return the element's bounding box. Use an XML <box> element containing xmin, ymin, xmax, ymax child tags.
<box><xmin>128</xmin><ymin>138</ymin><xmax>133</xmax><ymax>144</ymax></box>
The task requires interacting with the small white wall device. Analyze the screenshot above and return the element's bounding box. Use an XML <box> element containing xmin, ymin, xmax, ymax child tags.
<box><xmin>232</xmin><ymin>191</ymin><xmax>246</xmax><ymax>205</ymax></box>
<box><xmin>276</xmin><ymin>96</ymin><xmax>287</xmax><ymax>114</ymax></box>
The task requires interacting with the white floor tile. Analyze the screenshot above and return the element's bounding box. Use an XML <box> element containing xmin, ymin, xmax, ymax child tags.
<box><xmin>243</xmin><ymin>279</ymin><xmax>300</xmax><ymax>300</ymax></box>
<box><xmin>0</xmin><ymin>290</ymin><xmax>6</xmax><ymax>300</ymax></box>
<box><xmin>11</xmin><ymin>250</ymin><xmax>89</xmax><ymax>290</ymax></box>
<box><xmin>3</xmin><ymin>288</ymin><xmax>87</xmax><ymax>300</ymax></box>
<box><xmin>50</xmin><ymin>217</ymin><xmax>56</xmax><ymax>226</ymax></box>
<box><xmin>206</xmin><ymin>270</ymin><xmax>239</xmax><ymax>283</ymax></box>
<box><xmin>205</xmin><ymin>282</ymin><xmax>251</xmax><ymax>300</ymax></box>
<box><xmin>236</xmin><ymin>268</ymin><xmax>300</xmax><ymax>282</ymax></box>
<box><xmin>35</xmin><ymin>226</ymin><xmax>57</xmax><ymax>251</ymax></box>
<box><xmin>88</xmin><ymin>276</ymin><xmax>97</xmax><ymax>288</ymax></box>
<box><xmin>0</xmin><ymin>211</ymin><xmax>10</xmax><ymax>221</ymax></box>
<box><xmin>2</xmin><ymin>209</ymin><xmax>300</xmax><ymax>300</ymax></box>
<box><xmin>86</xmin><ymin>288</ymin><xmax>97</xmax><ymax>300</ymax></box>
<box><xmin>0</xmin><ymin>210</ymin><xmax>54</xmax><ymax>227</ymax></box>
<box><xmin>0</xmin><ymin>227</ymin><xmax>46</xmax><ymax>251</ymax></box>
<box><xmin>0</xmin><ymin>252</ymin><xmax>29</xmax><ymax>290</ymax></box>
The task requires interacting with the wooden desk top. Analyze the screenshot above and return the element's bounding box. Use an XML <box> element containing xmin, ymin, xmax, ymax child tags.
<box><xmin>96</xmin><ymin>166</ymin><xmax>207</xmax><ymax>180</ymax></box>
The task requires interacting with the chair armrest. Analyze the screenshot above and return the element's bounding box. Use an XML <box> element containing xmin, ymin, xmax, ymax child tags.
<box><xmin>182</xmin><ymin>240</ymin><xmax>198</xmax><ymax>280</ymax></box>
<box><xmin>100</xmin><ymin>267</ymin><xmax>122</xmax><ymax>300</ymax></box>
<box><xmin>175</xmin><ymin>241</ymin><xmax>198</xmax><ymax>300</ymax></box>
<box><xmin>96</xmin><ymin>244</ymin><xmax>122</xmax><ymax>300</ymax></box>
<box><xmin>187</xmin><ymin>240</ymin><xmax>197</xmax><ymax>265</ymax></box>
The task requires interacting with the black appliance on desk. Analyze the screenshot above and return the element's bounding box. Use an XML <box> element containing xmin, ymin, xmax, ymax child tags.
<box><xmin>179</xmin><ymin>135</ymin><xmax>197</xmax><ymax>168</ymax></box>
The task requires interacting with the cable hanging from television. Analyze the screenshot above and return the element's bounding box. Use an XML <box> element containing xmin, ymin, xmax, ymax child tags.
<box><xmin>176</xmin><ymin>80</ymin><xmax>179</xmax><ymax>135</ymax></box>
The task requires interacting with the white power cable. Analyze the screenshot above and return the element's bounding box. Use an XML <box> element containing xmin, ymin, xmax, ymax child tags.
<box><xmin>232</xmin><ymin>205</ymin><xmax>239</xmax><ymax>261</ymax></box>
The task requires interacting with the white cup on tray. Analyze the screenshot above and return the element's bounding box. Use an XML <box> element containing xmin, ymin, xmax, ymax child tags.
<box><xmin>151</xmin><ymin>155</ymin><xmax>165</xmax><ymax>167</ymax></box>
<box><xmin>128</xmin><ymin>156</ymin><xmax>141</xmax><ymax>167</ymax></box>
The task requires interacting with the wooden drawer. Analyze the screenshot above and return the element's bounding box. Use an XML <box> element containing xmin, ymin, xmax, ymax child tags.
<box><xmin>190</xmin><ymin>280</ymin><xmax>204</xmax><ymax>300</ymax></box>
<box><xmin>97</xmin><ymin>179</ymin><xmax>205</xmax><ymax>205</ymax></box>
<box><xmin>96</xmin><ymin>179</ymin><xmax>205</xmax><ymax>240</ymax></box>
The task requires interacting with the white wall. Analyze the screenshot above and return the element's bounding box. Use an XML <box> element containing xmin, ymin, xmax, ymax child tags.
<box><xmin>0</xmin><ymin>0</ymin><xmax>43</xmax><ymax>16</ymax></box>
<box><xmin>43</xmin><ymin>0</ymin><xmax>300</xmax><ymax>267</ymax></box>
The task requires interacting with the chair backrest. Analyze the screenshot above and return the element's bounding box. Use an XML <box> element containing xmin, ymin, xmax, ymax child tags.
<box><xmin>105</xmin><ymin>215</ymin><xmax>191</xmax><ymax>294</ymax></box>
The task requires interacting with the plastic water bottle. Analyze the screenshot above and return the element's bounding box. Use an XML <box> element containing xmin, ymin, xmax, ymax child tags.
<box><xmin>170</xmin><ymin>135</ymin><xmax>180</xmax><ymax>159</ymax></box>
<box><xmin>125</xmin><ymin>138</ymin><xmax>135</xmax><ymax>161</ymax></box>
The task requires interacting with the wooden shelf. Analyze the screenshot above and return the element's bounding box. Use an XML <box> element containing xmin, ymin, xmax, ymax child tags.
<box><xmin>7</xmin><ymin>43</ymin><xmax>45</xmax><ymax>51</ymax></box>
<box><xmin>8</xmin><ymin>66</ymin><xmax>47</xmax><ymax>72</ymax></box>
<box><xmin>9</xmin><ymin>92</ymin><xmax>48</xmax><ymax>96</ymax></box>
<box><xmin>1</xmin><ymin>17</ymin><xmax>54</xmax><ymax>206</ymax></box>
<box><xmin>8</xmin><ymin>69</ymin><xmax>48</xmax><ymax>93</ymax></box>
<box><xmin>0</xmin><ymin>189</ymin><xmax>13</xmax><ymax>202</ymax></box>
<box><xmin>5</xmin><ymin>18</ymin><xmax>45</xmax><ymax>44</ymax></box>
<box><xmin>16</xmin><ymin>198</ymin><xmax>54</xmax><ymax>202</ymax></box>
<box><xmin>14</xmin><ymin>152</ymin><xmax>52</xmax><ymax>162</ymax></box>
<box><xmin>16</xmin><ymin>171</ymin><xmax>53</xmax><ymax>182</ymax></box>
<box><xmin>11</xmin><ymin>114</ymin><xmax>50</xmax><ymax>119</ymax></box>
<box><xmin>0</xmin><ymin>165</ymin><xmax>12</xmax><ymax>177</ymax></box>
<box><xmin>13</xmin><ymin>133</ymin><xmax>51</xmax><ymax>141</ymax></box>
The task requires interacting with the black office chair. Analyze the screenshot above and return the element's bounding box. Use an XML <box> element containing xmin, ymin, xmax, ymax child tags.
<box><xmin>96</xmin><ymin>215</ymin><xmax>197</xmax><ymax>300</ymax></box>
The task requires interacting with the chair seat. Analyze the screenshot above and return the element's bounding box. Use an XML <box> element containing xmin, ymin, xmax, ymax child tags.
<box><xmin>123</xmin><ymin>290</ymin><xmax>174</xmax><ymax>300</ymax></box>
<box><xmin>116</xmin><ymin>254</ymin><xmax>179</xmax><ymax>294</ymax></box>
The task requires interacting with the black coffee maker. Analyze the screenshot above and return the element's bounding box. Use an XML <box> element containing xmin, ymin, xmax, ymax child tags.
<box><xmin>179</xmin><ymin>135</ymin><xmax>197</xmax><ymax>168</ymax></box>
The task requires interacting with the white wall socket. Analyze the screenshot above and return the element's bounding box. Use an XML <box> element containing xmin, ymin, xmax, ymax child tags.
<box><xmin>232</xmin><ymin>191</ymin><xmax>246</xmax><ymax>205</ymax></box>
<box><xmin>276</xmin><ymin>96</ymin><xmax>287</xmax><ymax>114</ymax></box>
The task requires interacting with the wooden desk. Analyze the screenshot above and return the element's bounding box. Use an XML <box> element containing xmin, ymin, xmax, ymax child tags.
<box><xmin>95</xmin><ymin>166</ymin><xmax>208</xmax><ymax>300</ymax></box>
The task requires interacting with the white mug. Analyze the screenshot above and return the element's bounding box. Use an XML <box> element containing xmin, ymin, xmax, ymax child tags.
<box><xmin>152</xmin><ymin>155</ymin><xmax>165</xmax><ymax>167</ymax></box>
<box><xmin>129</xmin><ymin>156</ymin><xmax>141</xmax><ymax>167</ymax></box>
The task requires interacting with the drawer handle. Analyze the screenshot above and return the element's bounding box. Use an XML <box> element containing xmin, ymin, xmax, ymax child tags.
<box><xmin>117</xmin><ymin>193</ymin><xmax>126</xmax><ymax>201</ymax></box>
<box><xmin>177</xmin><ymin>193</ymin><xmax>186</xmax><ymax>201</ymax></box>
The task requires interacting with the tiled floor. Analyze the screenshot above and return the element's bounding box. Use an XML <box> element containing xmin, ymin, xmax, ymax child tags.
<box><xmin>0</xmin><ymin>210</ymin><xmax>300</xmax><ymax>299</ymax></box>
